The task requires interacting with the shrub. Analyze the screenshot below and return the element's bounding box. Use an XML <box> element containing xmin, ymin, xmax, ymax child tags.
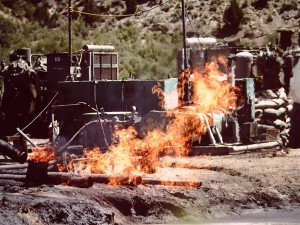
<box><xmin>223</xmin><ymin>0</ymin><xmax>244</xmax><ymax>32</ymax></box>
<box><xmin>0</xmin><ymin>16</ymin><xmax>18</xmax><ymax>48</ymax></box>
<box><xmin>279</xmin><ymin>2</ymin><xmax>295</xmax><ymax>14</ymax></box>
<box><xmin>210</xmin><ymin>3</ymin><xmax>218</xmax><ymax>12</ymax></box>
<box><xmin>252</xmin><ymin>0</ymin><xmax>269</xmax><ymax>10</ymax></box>
<box><xmin>33</xmin><ymin>5</ymin><xmax>50</xmax><ymax>26</ymax></box>
<box><xmin>265</xmin><ymin>14</ymin><xmax>273</xmax><ymax>23</ymax></box>
<box><xmin>241</xmin><ymin>0</ymin><xmax>248</xmax><ymax>8</ymax></box>
<box><xmin>264</xmin><ymin>32</ymin><xmax>278</xmax><ymax>45</ymax></box>
<box><xmin>82</xmin><ymin>0</ymin><xmax>99</xmax><ymax>25</ymax></box>
<box><xmin>125</xmin><ymin>0</ymin><xmax>138</xmax><ymax>14</ymax></box>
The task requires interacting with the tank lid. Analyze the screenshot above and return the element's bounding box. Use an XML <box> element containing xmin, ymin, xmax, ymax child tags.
<box><xmin>236</xmin><ymin>51</ymin><xmax>253</xmax><ymax>58</ymax></box>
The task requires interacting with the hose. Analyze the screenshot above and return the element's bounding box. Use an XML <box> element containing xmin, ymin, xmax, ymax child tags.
<box><xmin>56</xmin><ymin>120</ymin><xmax>99</xmax><ymax>155</ymax></box>
<box><xmin>14</xmin><ymin>92</ymin><xmax>58</xmax><ymax>136</ymax></box>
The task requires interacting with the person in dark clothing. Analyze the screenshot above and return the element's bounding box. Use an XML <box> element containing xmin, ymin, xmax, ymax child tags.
<box><xmin>288</xmin><ymin>55</ymin><xmax>300</xmax><ymax>148</ymax></box>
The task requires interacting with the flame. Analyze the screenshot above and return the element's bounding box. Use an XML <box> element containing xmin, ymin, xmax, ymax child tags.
<box><xmin>68</xmin><ymin>58</ymin><xmax>238</xmax><ymax>185</ymax></box>
<box><xmin>29</xmin><ymin>145</ymin><xmax>55</xmax><ymax>162</ymax></box>
<box><xmin>152</xmin><ymin>82</ymin><xmax>165</xmax><ymax>109</ymax></box>
<box><xmin>190</xmin><ymin>58</ymin><xmax>236</xmax><ymax>113</ymax></box>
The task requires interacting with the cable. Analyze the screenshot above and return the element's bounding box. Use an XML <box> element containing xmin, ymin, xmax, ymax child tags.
<box><xmin>56</xmin><ymin>120</ymin><xmax>98</xmax><ymax>155</ymax></box>
<box><xmin>95</xmin><ymin>104</ymin><xmax>109</xmax><ymax>149</ymax></box>
<box><xmin>14</xmin><ymin>92</ymin><xmax>59</xmax><ymax>136</ymax></box>
<box><xmin>70</xmin><ymin>7</ymin><xmax>141</xmax><ymax>18</ymax></box>
<box><xmin>93</xmin><ymin>82</ymin><xmax>109</xmax><ymax>149</ymax></box>
<box><xmin>70</xmin><ymin>0</ymin><xmax>173</xmax><ymax>18</ymax></box>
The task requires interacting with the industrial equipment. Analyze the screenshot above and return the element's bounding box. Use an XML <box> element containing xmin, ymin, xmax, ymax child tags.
<box><xmin>0</xmin><ymin>42</ymin><xmax>293</xmax><ymax>159</ymax></box>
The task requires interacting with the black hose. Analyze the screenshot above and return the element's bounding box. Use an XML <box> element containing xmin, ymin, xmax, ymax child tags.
<box><xmin>0</xmin><ymin>139</ymin><xmax>27</xmax><ymax>164</ymax></box>
<box><xmin>56</xmin><ymin>120</ymin><xmax>99</xmax><ymax>155</ymax></box>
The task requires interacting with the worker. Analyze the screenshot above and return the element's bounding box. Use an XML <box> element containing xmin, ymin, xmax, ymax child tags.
<box><xmin>282</xmin><ymin>51</ymin><xmax>294</xmax><ymax>95</ymax></box>
<box><xmin>0</xmin><ymin>60</ymin><xmax>6</xmax><ymax>109</ymax></box>
<box><xmin>289</xmin><ymin>54</ymin><xmax>300</xmax><ymax>148</ymax></box>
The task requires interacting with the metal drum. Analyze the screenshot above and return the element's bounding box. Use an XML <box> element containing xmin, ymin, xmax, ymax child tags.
<box><xmin>234</xmin><ymin>51</ymin><xmax>253</xmax><ymax>78</ymax></box>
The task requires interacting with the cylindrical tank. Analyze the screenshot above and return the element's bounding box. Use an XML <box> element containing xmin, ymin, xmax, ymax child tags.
<box><xmin>186</xmin><ymin>37</ymin><xmax>217</xmax><ymax>46</ymax></box>
<box><xmin>234</xmin><ymin>51</ymin><xmax>253</xmax><ymax>78</ymax></box>
<box><xmin>0</xmin><ymin>139</ymin><xmax>27</xmax><ymax>164</ymax></box>
<box><xmin>83</xmin><ymin>45</ymin><xmax>115</xmax><ymax>52</ymax></box>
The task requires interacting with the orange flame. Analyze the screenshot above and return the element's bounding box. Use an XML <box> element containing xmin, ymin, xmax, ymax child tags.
<box><xmin>72</xmin><ymin>58</ymin><xmax>237</xmax><ymax>183</ymax></box>
<box><xmin>152</xmin><ymin>82</ymin><xmax>165</xmax><ymax>109</ymax></box>
<box><xmin>29</xmin><ymin>145</ymin><xmax>55</xmax><ymax>162</ymax></box>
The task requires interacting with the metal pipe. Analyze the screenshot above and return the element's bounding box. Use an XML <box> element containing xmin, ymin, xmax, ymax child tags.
<box><xmin>0</xmin><ymin>164</ymin><xmax>28</xmax><ymax>170</ymax></box>
<box><xmin>181</xmin><ymin>0</ymin><xmax>188</xmax><ymax>70</ymax></box>
<box><xmin>16</xmin><ymin>128</ymin><xmax>36</xmax><ymax>147</ymax></box>
<box><xmin>231</xmin><ymin>141</ymin><xmax>282</xmax><ymax>152</ymax></box>
<box><xmin>0</xmin><ymin>139</ymin><xmax>27</xmax><ymax>164</ymax></box>
<box><xmin>213</xmin><ymin>127</ymin><xmax>224</xmax><ymax>144</ymax></box>
<box><xmin>203</xmin><ymin>115</ymin><xmax>217</xmax><ymax>145</ymax></box>
<box><xmin>68</xmin><ymin>0</ymin><xmax>72</xmax><ymax>72</ymax></box>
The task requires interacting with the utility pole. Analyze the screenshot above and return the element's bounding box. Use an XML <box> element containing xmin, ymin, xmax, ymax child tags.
<box><xmin>181</xmin><ymin>0</ymin><xmax>188</xmax><ymax>70</ymax></box>
<box><xmin>181</xmin><ymin>0</ymin><xmax>190</xmax><ymax>103</ymax></box>
<box><xmin>68</xmin><ymin>0</ymin><xmax>72</xmax><ymax>72</ymax></box>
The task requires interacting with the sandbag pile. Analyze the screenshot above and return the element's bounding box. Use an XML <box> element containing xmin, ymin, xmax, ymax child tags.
<box><xmin>255</xmin><ymin>87</ymin><xmax>292</xmax><ymax>145</ymax></box>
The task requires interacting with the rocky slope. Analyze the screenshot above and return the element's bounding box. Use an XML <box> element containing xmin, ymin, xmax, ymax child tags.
<box><xmin>68</xmin><ymin>0</ymin><xmax>300</xmax><ymax>46</ymax></box>
<box><xmin>2</xmin><ymin>0</ymin><xmax>300</xmax><ymax>46</ymax></box>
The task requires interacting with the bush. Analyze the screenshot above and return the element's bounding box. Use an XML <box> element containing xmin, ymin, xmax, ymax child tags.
<box><xmin>0</xmin><ymin>16</ymin><xmax>18</xmax><ymax>48</ymax></box>
<box><xmin>82</xmin><ymin>0</ymin><xmax>99</xmax><ymax>25</ymax></box>
<box><xmin>125</xmin><ymin>0</ymin><xmax>137</xmax><ymax>14</ymax></box>
<box><xmin>279</xmin><ymin>2</ymin><xmax>295</xmax><ymax>14</ymax></box>
<box><xmin>33</xmin><ymin>5</ymin><xmax>50</xmax><ymax>26</ymax></box>
<box><xmin>252</xmin><ymin>0</ymin><xmax>269</xmax><ymax>10</ymax></box>
<box><xmin>223</xmin><ymin>0</ymin><xmax>244</xmax><ymax>32</ymax></box>
<box><xmin>265</xmin><ymin>14</ymin><xmax>273</xmax><ymax>23</ymax></box>
<box><xmin>264</xmin><ymin>32</ymin><xmax>278</xmax><ymax>46</ymax></box>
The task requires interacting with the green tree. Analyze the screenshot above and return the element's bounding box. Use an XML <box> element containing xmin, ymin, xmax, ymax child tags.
<box><xmin>252</xmin><ymin>0</ymin><xmax>269</xmax><ymax>9</ymax></box>
<box><xmin>33</xmin><ymin>5</ymin><xmax>50</xmax><ymax>26</ymax></box>
<box><xmin>0</xmin><ymin>16</ymin><xmax>17</xmax><ymax>48</ymax></box>
<box><xmin>125</xmin><ymin>0</ymin><xmax>137</xmax><ymax>14</ymax></box>
<box><xmin>82</xmin><ymin>0</ymin><xmax>99</xmax><ymax>26</ymax></box>
<box><xmin>223</xmin><ymin>0</ymin><xmax>244</xmax><ymax>32</ymax></box>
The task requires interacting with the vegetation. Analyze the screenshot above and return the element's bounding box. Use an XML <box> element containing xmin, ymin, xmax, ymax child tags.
<box><xmin>252</xmin><ymin>0</ymin><xmax>269</xmax><ymax>10</ymax></box>
<box><xmin>279</xmin><ymin>2</ymin><xmax>296</xmax><ymax>14</ymax></box>
<box><xmin>223</xmin><ymin>0</ymin><xmax>244</xmax><ymax>33</ymax></box>
<box><xmin>0</xmin><ymin>0</ymin><xmax>298</xmax><ymax>79</ymax></box>
<box><xmin>82</xmin><ymin>0</ymin><xmax>100</xmax><ymax>26</ymax></box>
<box><xmin>0</xmin><ymin>0</ymin><xmax>181</xmax><ymax>80</ymax></box>
<box><xmin>125</xmin><ymin>0</ymin><xmax>138</xmax><ymax>14</ymax></box>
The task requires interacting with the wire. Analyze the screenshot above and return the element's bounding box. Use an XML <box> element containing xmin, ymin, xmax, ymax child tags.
<box><xmin>14</xmin><ymin>92</ymin><xmax>59</xmax><ymax>136</ymax></box>
<box><xmin>56</xmin><ymin>120</ymin><xmax>98</xmax><ymax>155</ymax></box>
<box><xmin>69</xmin><ymin>0</ymin><xmax>173</xmax><ymax>18</ymax></box>
<box><xmin>70</xmin><ymin>7</ymin><xmax>141</xmax><ymax>18</ymax></box>
<box><xmin>93</xmin><ymin>82</ymin><xmax>109</xmax><ymax>149</ymax></box>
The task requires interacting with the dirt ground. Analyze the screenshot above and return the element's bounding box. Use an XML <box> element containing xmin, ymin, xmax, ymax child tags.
<box><xmin>0</xmin><ymin>147</ymin><xmax>300</xmax><ymax>225</ymax></box>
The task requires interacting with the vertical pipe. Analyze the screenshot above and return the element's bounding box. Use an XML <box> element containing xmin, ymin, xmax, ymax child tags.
<box><xmin>181</xmin><ymin>0</ymin><xmax>188</xmax><ymax>70</ymax></box>
<box><xmin>110</xmin><ymin>53</ymin><xmax>113</xmax><ymax>80</ymax></box>
<box><xmin>203</xmin><ymin>115</ymin><xmax>217</xmax><ymax>145</ymax></box>
<box><xmin>68</xmin><ymin>0</ymin><xmax>72</xmax><ymax>72</ymax></box>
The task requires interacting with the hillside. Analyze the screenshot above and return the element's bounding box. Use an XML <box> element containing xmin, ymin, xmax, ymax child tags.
<box><xmin>0</xmin><ymin>0</ymin><xmax>299</xmax><ymax>79</ymax></box>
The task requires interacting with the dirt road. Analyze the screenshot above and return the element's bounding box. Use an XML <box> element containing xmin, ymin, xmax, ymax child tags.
<box><xmin>0</xmin><ymin>147</ymin><xmax>299</xmax><ymax>224</ymax></box>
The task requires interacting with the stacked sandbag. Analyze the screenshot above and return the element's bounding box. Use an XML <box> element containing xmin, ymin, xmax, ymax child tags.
<box><xmin>255</xmin><ymin>87</ymin><xmax>292</xmax><ymax>145</ymax></box>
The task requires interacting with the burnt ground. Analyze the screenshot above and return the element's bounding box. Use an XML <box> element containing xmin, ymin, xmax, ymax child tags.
<box><xmin>0</xmin><ymin>147</ymin><xmax>300</xmax><ymax>224</ymax></box>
